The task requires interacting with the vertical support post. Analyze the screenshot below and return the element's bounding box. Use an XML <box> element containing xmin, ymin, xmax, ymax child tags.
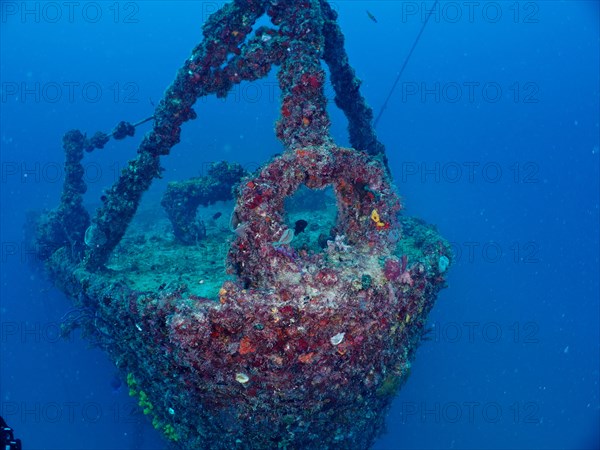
<box><xmin>273</xmin><ymin>0</ymin><xmax>332</xmax><ymax>149</ymax></box>
<box><xmin>319</xmin><ymin>0</ymin><xmax>388</xmax><ymax>166</ymax></box>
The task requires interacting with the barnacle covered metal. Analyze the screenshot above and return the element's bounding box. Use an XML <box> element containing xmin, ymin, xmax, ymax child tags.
<box><xmin>31</xmin><ymin>0</ymin><xmax>451</xmax><ymax>448</ymax></box>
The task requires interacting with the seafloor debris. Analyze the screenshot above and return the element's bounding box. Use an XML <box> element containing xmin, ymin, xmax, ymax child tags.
<box><xmin>30</xmin><ymin>1</ymin><xmax>451</xmax><ymax>449</ymax></box>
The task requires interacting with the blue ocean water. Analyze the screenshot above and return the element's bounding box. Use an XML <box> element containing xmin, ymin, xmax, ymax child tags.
<box><xmin>1</xmin><ymin>1</ymin><xmax>598</xmax><ymax>449</ymax></box>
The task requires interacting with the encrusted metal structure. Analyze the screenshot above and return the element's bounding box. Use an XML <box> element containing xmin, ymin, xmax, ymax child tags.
<box><xmin>33</xmin><ymin>1</ymin><xmax>451</xmax><ymax>448</ymax></box>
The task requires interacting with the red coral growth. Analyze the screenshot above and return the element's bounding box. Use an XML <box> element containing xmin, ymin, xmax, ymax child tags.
<box><xmin>300</xmin><ymin>72</ymin><xmax>323</xmax><ymax>90</ymax></box>
<box><xmin>314</xmin><ymin>268</ymin><xmax>338</xmax><ymax>286</ymax></box>
<box><xmin>239</xmin><ymin>336</ymin><xmax>256</xmax><ymax>355</ymax></box>
<box><xmin>279</xmin><ymin>305</ymin><xmax>296</xmax><ymax>317</ymax></box>
<box><xmin>384</xmin><ymin>258</ymin><xmax>402</xmax><ymax>281</ymax></box>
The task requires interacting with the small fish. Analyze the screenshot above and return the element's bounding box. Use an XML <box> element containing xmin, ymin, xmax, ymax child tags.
<box><xmin>212</xmin><ymin>212</ymin><xmax>222</xmax><ymax>220</ymax></box>
<box><xmin>294</xmin><ymin>219</ymin><xmax>308</xmax><ymax>236</ymax></box>
<box><xmin>366</xmin><ymin>10</ymin><xmax>378</xmax><ymax>23</ymax></box>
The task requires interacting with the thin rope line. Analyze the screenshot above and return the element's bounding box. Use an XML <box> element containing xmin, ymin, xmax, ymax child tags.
<box><xmin>374</xmin><ymin>0</ymin><xmax>439</xmax><ymax>129</ymax></box>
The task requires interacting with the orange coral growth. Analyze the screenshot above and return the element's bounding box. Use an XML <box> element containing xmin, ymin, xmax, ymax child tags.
<box><xmin>298</xmin><ymin>352</ymin><xmax>315</xmax><ymax>363</ymax></box>
<box><xmin>239</xmin><ymin>336</ymin><xmax>256</xmax><ymax>355</ymax></box>
<box><xmin>371</xmin><ymin>209</ymin><xmax>387</xmax><ymax>229</ymax></box>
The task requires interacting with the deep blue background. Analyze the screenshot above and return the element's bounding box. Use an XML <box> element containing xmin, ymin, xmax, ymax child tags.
<box><xmin>1</xmin><ymin>1</ymin><xmax>598</xmax><ymax>449</ymax></box>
